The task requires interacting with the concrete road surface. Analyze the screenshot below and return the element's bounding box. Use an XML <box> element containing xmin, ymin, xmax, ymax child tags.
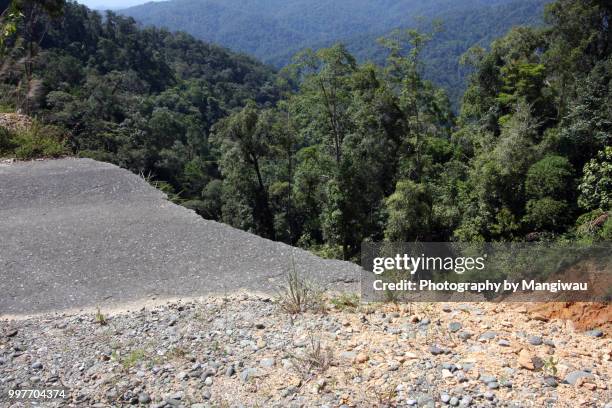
<box><xmin>0</xmin><ymin>159</ymin><xmax>360</xmax><ymax>316</ymax></box>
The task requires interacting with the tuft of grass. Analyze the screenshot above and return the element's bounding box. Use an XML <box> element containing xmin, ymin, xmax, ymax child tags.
<box><xmin>370</xmin><ymin>382</ymin><xmax>398</xmax><ymax>406</ymax></box>
<box><xmin>94</xmin><ymin>307</ymin><xmax>108</xmax><ymax>326</ymax></box>
<box><xmin>0</xmin><ymin>122</ymin><xmax>68</xmax><ymax>160</ymax></box>
<box><xmin>122</xmin><ymin>349</ymin><xmax>146</xmax><ymax>369</ymax></box>
<box><xmin>290</xmin><ymin>333</ymin><xmax>332</xmax><ymax>377</ymax></box>
<box><xmin>166</xmin><ymin>346</ymin><xmax>187</xmax><ymax>361</ymax></box>
<box><xmin>277</xmin><ymin>256</ymin><xmax>325</xmax><ymax>314</ymax></box>
<box><xmin>330</xmin><ymin>292</ymin><xmax>360</xmax><ymax>311</ymax></box>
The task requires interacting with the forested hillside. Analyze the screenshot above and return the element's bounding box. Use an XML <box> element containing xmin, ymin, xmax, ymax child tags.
<box><xmin>0</xmin><ymin>0</ymin><xmax>277</xmax><ymax>194</ymax></box>
<box><xmin>1</xmin><ymin>0</ymin><xmax>610</xmax><ymax>262</ymax></box>
<box><xmin>122</xmin><ymin>0</ymin><xmax>549</xmax><ymax>106</ymax></box>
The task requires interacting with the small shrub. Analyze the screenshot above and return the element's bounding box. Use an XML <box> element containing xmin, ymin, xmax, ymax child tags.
<box><xmin>277</xmin><ymin>257</ymin><xmax>325</xmax><ymax>314</ymax></box>
<box><xmin>0</xmin><ymin>126</ymin><xmax>17</xmax><ymax>153</ymax></box>
<box><xmin>543</xmin><ymin>356</ymin><xmax>558</xmax><ymax>377</ymax></box>
<box><xmin>330</xmin><ymin>292</ymin><xmax>360</xmax><ymax>311</ymax></box>
<box><xmin>309</xmin><ymin>243</ymin><xmax>344</xmax><ymax>260</ymax></box>
<box><xmin>166</xmin><ymin>346</ymin><xmax>187</xmax><ymax>360</ymax></box>
<box><xmin>290</xmin><ymin>333</ymin><xmax>332</xmax><ymax>376</ymax></box>
<box><xmin>0</xmin><ymin>122</ymin><xmax>68</xmax><ymax>159</ymax></box>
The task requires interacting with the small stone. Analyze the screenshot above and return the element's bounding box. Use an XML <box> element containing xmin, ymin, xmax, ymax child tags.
<box><xmin>528</xmin><ymin>336</ymin><xmax>543</xmax><ymax>346</ymax></box>
<box><xmin>429</xmin><ymin>345</ymin><xmax>444</xmax><ymax>355</ymax></box>
<box><xmin>356</xmin><ymin>353</ymin><xmax>369</xmax><ymax>363</ymax></box>
<box><xmin>498</xmin><ymin>339</ymin><xmax>510</xmax><ymax>347</ymax></box>
<box><xmin>341</xmin><ymin>351</ymin><xmax>357</xmax><ymax>360</ymax></box>
<box><xmin>455</xmin><ymin>371</ymin><xmax>468</xmax><ymax>383</ymax></box>
<box><xmin>226</xmin><ymin>366</ymin><xmax>236</xmax><ymax>377</ymax></box>
<box><xmin>204</xmin><ymin>376</ymin><xmax>213</xmax><ymax>386</ymax></box>
<box><xmin>448</xmin><ymin>322</ymin><xmax>462</xmax><ymax>333</ymax></box>
<box><xmin>260</xmin><ymin>358</ymin><xmax>275</xmax><ymax>368</ymax></box>
<box><xmin>457</xmin><ymin>332</ymin><xmax>472</xmax><ymax>341</ymax></box>
<box><xmin>543</xmin><ymin>376</ymin><xmax>558</xmax><ymax>388</ymax></box>
<box><xmin>480</xmin><ymin>374</ymin><xmax>497</xmax><ymax>383</ymax></box>
<box><xmin>240</xmin><ymin>368</ymin><xmax>257</xmax><ymax>382</ymax></box>
<box><xmin>406</xmin><ymin>399</ymin><xmax>417</xmax><ymax>406</ymax></box>
<box><xmin>167</xmin><ymin>391</ymin><xmax>183</xmax><ymax>401</ymax></box>
<box><xmin>5</xmin><ymin>329</ymin><xmax>18</xmax><ymax>338</ymax></box>
<box><xmin>479</xmin><ymin>331</ymin><xmax>496</xmax><ymax>340</ymax></box>
<box><xmin>449</xmin><ymin>397</ymin><xmax>459</xmax><ymax>406</ymax></box>
<box><xmin>188</xmin><ymin>369</ymin><xmax>202</xmax><ymax>378</ymax></box>
<box><xmin>138</xmin><ymin>393</ymin><xmax>151</xmax><ymax>404</ymax></box>
<box><xmin>484</xmin><ymin>391</ymin><xmax>494</xmax><ymax>401</ymax></box>
<box><xmin>417</xmin><ymin>394</ymin><xmax>435</xmax><ymax>407</ymax></box>
<box><xmin>518</xmin><ymin>349</ymin><xmax>536</xmax><ymax>370</ymax></box>
<box><xmin>487</xmin><ymin>381</ymin><xmax>499</xmax><ymax>389</ymax></box>
<box><xmin>388</xmin><ymin>361</ymin><xmax>400</xmax><ymax>371</ymax></box>
<box><xmin>460</xmin><ymin>396</ymin><xmax>472</xmax><ymax>406</ymax></box>
<box><xmin>530</xmin><ymin>312</ymin><xmax>549</xmax><ymax>322</ymax></box>
<box><xmin>31</xmin><ymin>361</ymin><xmax>43</xmax><ymax>370</ymax></box>
<box><xmin>585</xmin><ymin>329</ymin><xmax>603</xmax><ymax>338</ymax></box>
<box><xmin>564</xmin><ymin>370</ymin><xmax>594</xmax><ymax>386</ymax></box>
<box><xmin>405</xmin><ymin>352</ymin><xmax>419</xmax><ymax>359</ymax></box>
<box><xmin>441</xmin><ymin>394</ymin><xmax>451</xmax><ymax>403</ymax></box>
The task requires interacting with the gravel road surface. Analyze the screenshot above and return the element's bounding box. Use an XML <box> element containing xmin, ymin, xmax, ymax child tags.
<box><xmin>0</xmin><ymin>159</ymin><xmax>359</xmax><ymax>315</ymax></box>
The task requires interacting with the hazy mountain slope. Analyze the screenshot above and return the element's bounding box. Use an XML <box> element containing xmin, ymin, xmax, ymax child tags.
<box><xmin>341</xmin><ymin>0</ymin><xmax>550</xmax><ymax>106</ymax></box>
<box><xmin>122</xmin><ymin>0</ymin><xmax>543</xmax><ymax>62</ymax></box>
<box><xmin>122</xmin><ymin>0</ymin><xmax>549</xmax><ymax>106</ymax></box>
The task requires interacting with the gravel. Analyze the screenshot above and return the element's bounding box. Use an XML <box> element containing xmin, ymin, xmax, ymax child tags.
<box><xmin>0</xmin><ymin>295</ymin><xmax>608</xmax><ymax>407</ymax></box>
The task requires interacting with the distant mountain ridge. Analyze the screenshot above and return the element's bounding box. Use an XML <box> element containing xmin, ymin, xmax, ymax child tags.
<box><xmin>121</xmin><ymin>0</ymin><xmax>550</xmax><ymax>106</ymax></box>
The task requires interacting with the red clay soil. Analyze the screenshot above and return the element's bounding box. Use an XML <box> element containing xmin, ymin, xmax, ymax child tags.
<box><xmin>529</xmin><ymin>302</ymin><xmax>612</xmax><ymax>334</ymax></box>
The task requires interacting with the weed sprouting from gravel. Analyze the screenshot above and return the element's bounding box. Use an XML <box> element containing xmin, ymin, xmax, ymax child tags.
<box><xmin>125</xmin><ymin>349</ymin><xmax>146</xmax><ymax>368</ymax></box>
<box><xmin>290</xmin><ymin>333</ymin><xmax>333</xmax><ymax>377</ymax></box>
<box><xmin>543</xmin><ymin>356</ymin><xmax>559</xmax><ymax>377</ymax></box>
<box><xmin>330</xmin><ymin>292</ymin><xmax>360</xmax><ymax>311</ymax></box>
<box><xmin>277</xmin><ymin>256</ymin><xmax>325</xmax><ymax>314</ymax></box>
<box><xmin>95</xmin><ymin>307</ymin><xmax>108</xmax><ymax>326</ymax></box>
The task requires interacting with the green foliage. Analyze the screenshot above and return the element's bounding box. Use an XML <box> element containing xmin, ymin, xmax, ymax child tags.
<box><xmin>0</xmin><ymin>122</ymin><xmax>67</xmax><ymax>159</ymax></box>
<box><xmin>2</xmin><ymin>0</ymin><xmax>610</xmax><ymax>259</ymax></box>
<box><xmin>384</xmin><ymin>180</ymin><xmax>432</xmax><ymax>242</ymax></box>
<box><xmin>579</xmin><ymin>147</ymin><xmax>612</xmax><ymax>211</ymax></box>
<box><xmin>525</xmin><ymin>155</ymin><xmax>574</xmax><ymax>199</ymax></box>
<box><xmin>329</xmin><ymin>292</ymin><xmax>360</xmax><ymax>311</ymax></box>
<box><xmin>454</xmin><ymin>0</ymin><xmax>611</xmax><ymax>239</ymax></box>
<box><xmin>523</xmin><ymin>197</ymin><xmax>569</xmax><ymax>231</ymax></box>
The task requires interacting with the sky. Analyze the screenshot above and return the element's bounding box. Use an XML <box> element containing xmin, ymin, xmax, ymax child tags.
<box><xmin>76</xmin><ymin>0</ymin><xmax>165</xmax><ymax>10</ymax></box>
